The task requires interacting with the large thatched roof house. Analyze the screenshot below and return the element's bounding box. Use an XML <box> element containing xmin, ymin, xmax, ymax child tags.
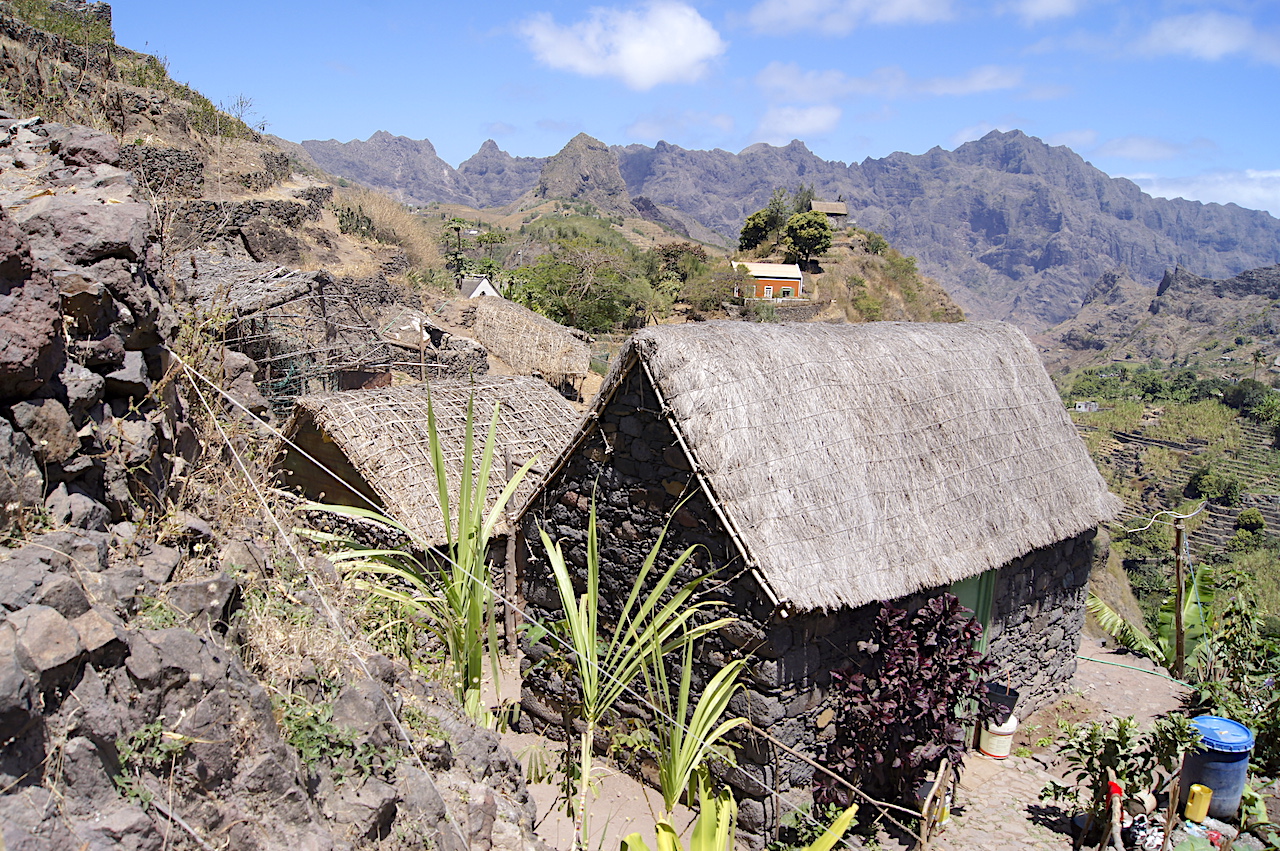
<box><xmin>274</xmin><ymin>376</ymin><xmax>581</xmax><ymax>545</ymax></box>
<box><xmin>516</xmin><ymin>320</ymin><xmax>1120</xmax><ymax>843</ymax></box>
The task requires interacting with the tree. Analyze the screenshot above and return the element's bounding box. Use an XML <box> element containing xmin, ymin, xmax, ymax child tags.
<box><xmin>784</xmin><ymin>210</ymin><xmax>833</xmax><ymax>265</ymax></box>
<box><xmin>738</xmin><ymin>210</ymin><xmax>772</xmax><ymax>252</ymax></box>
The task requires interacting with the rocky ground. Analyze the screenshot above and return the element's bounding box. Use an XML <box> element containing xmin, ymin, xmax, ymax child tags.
<box><xmin>0</xmin><ymin>114</ymin><xmax>545</xmax><ymax>850</ymax></box>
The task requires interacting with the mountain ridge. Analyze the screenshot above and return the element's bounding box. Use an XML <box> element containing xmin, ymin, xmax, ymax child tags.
<box><xmin>299</xmin><ymin>128</ymin><xmax>1280</xmax><ymax>328</ymax></box>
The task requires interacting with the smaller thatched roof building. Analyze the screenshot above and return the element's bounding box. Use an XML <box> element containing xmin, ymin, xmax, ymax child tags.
<box><xmin>470</xmin><ymin>298</ymin><xmax>590</xmax><ymax>390</ymax></box>
<box><xmin>276</xmin><ymin>376</ymin><xmax>581</xmax><ymax>544</ymax></box>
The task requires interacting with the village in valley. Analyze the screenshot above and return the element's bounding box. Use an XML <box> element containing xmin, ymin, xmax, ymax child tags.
<box><xmin>1</xmin><ymin>3</ymin><xmax>1280</xmax><ymax>851</ymax></box>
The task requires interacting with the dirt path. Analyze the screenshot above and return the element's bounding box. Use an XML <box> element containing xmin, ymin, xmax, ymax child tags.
<box><xmin>890</xmin><ymin>638</ymin><xmax>1192</xmax><ymax>851</ymax></box>
<box><xmin>503</xmin><ymin>638</ymin><xmax>1193</xmax><ymax>850</ymax></box>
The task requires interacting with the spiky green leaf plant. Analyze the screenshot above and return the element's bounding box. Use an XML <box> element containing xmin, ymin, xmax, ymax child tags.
<box><xmin>300</xmin><ymin>389</ymin><xmax>534</xmax><ymax>726</ymax></box>
<box><xmin>642</xmin><ymin>637</ymin><xmax>747</xmax><ymax>816</ymax></box>
<box><xmin>539</xmin><ymin>502</ymin><xmax>733</xmax><ymax>849</ymax></box>
<box><xmin>621</xmin><ymin>774</ymin><xmax>859</xmax><ymax>851</ymax></box>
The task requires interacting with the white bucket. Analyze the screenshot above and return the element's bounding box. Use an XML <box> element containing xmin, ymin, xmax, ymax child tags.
<box><xmin>979</xmin><ymin>714</ymin><xmax>1019</xmax><ymax>758</ymax></box>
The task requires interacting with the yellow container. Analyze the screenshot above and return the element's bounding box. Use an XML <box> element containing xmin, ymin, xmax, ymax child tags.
<box><xmin>1185</xmin><ymin>784</ymin><xmax>1213</xmax><ymax>823</ymax></box>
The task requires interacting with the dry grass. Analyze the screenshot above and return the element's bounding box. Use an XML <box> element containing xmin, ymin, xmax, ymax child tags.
<box><xmin>800</xmin><ymin>231</ymin><xmax>963</xmax><ymax>323</ymax></box>
<box><xmin>332</xmin><ymin>184</ymin><xmax>443</xmax><ymax>270</ymax></box>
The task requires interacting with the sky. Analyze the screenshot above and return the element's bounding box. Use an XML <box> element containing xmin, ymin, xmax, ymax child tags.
<box><xmin>111</xmin><ymin>0</ymin><xmax>1280</xmax><ymax>216</ymax></box>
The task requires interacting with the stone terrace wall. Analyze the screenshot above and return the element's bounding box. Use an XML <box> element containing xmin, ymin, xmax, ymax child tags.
<box><xmin>119</xmin><ymin>144</ymin><xmax>205</xmax><ymax>197</ymax></box>
<box><xmin>517</xmin><ymin>363</ymin><xmax>1098</xmax><ymax>847</ymax></box>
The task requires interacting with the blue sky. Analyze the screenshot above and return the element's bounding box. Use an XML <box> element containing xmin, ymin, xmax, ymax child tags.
<box><xmin>112</xmin><ymin>0</ymin><xmax>1279</xmax><ymax>215</ymax></box>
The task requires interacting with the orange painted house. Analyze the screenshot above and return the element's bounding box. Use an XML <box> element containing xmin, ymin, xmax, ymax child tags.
<box><xmin>736</xmin><ymin>262</ymin><xmax>805</xmax><ymax>299</ymax></box>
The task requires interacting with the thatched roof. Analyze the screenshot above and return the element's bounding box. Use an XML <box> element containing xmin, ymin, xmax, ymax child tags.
<box><xmin>552</xmin><ymin>321</ymin><xmax>1120</xmax><ymax>611</ymax></box>
<box><xmin>810</xmin><ymin>200</ymin><xmax>848</xmax><ymax>216</ymax></box>
<box><xmin>470</xmin><ymin>298</ymin><xmax>590</xmax><ymax>385</ymax></box>
<box><xmin>279</xmin><ymin>376</ymin><xmax>581</xmax><ymax>544</ymax></box>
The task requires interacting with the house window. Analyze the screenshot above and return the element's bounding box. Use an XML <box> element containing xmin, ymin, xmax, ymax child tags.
<box><xmin>780</xmin><ymin>287</ymin><xmax>793</xmax><ymax>298</ymax></box>
<box><xmin>763</xmin><ymin>285</ymin><xmax>773</xmax><ymax>298</ymax></box>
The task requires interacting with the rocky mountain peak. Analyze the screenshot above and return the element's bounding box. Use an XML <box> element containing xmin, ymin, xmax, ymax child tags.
<box><xmin>532</xmin><ymin>132</ymin><xmax>637</xmax><ymax>216</ymax></box>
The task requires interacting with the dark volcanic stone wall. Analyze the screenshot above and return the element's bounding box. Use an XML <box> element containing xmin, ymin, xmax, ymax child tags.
<box><xmin>519</xmin><ymin>364</ymin><xmax>1099</xmax><ymax>847</ymax></box>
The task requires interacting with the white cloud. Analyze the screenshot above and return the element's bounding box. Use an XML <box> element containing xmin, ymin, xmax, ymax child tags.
<box><xmin>755</xmin><ymin>105</ymin><xmax>842</xmax><ymax>144</ymax></box>
<box><xmin>1129</xmin><ymin>170</ymin><xmax>1280</xmax><ymax>218</ymax></box>
<box><xmin>520</xmin><ymin>1</ymin><xmax>727</xmax><ymax>90</ymax></box>
<box><xmin>919</xmin><ymin>65</ymin><xmax>1024</xmax><ymax>95</ymax></box>
<box><xmin>755</xmin><ymin>62</ymin><xmax>1020</xmax><ymax>102</ymax></box>
<box><xmin>485</xmin><ymin>121</ymin><xmax>516</xmax><ymax>136</ymax></box>
<box><xmin>1138</xmin><ymin>12</ymin><xmax>1280</xmax><ymax>65</ymax></box>
<box><xmin>1045</xmin><ymin>128</ymin><xmax>1097</xmax><ymax>149</ymax></box>
<box><xmin>1010</xmin><ymin>0</ymin><xmax>1084</xmax><ymax>24</ymax></box>
<box><xmin>746</xmin><ymin>0</ymin><xmax>951</xmax><ymax>36</ymax></box>
<box><xmin>626</xmin><ymin>110</ymin><xmax>735</xmax><ymax>140</ymax></box>
<box><xmin>1092</xmin><ymin>135</ymin><xmax>1216</xmax><ymax>161</ymax></box>
<box><xmin>949</xmin><ymin>121</ymin><xmax>1015</xmax><ymax>146</ymax></box>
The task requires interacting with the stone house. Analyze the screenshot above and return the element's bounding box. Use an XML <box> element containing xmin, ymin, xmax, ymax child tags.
<box><xmin>515</xmin><ymin>320</ymin><xmax>1120</xmax><ymax>846</ymax></box>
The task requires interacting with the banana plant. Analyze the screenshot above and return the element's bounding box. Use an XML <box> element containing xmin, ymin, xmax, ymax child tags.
<box><xmin>621</xmin><ymin>775</ymin><xmax>859</xmax><ymax>851</ymax></box>
<box><xmin>1087</xmin><ymin>562</ymin><xmax>1215</xmax><ymax>679</ymax></box>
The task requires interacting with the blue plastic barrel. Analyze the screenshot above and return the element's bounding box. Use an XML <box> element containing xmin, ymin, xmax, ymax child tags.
<box><xmin>1179</xmin><ymin>716</ymin><xmax>1256</xmax><ymax>820</ymax></box>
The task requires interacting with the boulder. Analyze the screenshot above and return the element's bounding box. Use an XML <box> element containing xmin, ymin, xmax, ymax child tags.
<box><xmin>60</xmin><ymin>360</ymin><xmax>105</xmax><ymax>414</ymax></box>
<box><xmin>46</xmin><ymin>125</ymin><xmax>121</xmax><ymax>168</ymax></box>
<box><xmin>0</xmin><ymin>417</ymin><xmax>42</xmax><ymax>529</ymax></box>
<box><xmin>10</xmin><ymin>397</ymin><xmax>79</xmax><ymax>463</ymax></box>
<box><xmin>9</xmin><ymin>604</ymin><xmax>85</xmax><ymax>691</ymax></box>
<box><xmin>44</xmin><ymin>483</ymin><xmax>111</xmax><ymax>531</ymax></box>
<box><xmin>104</xmin><ymin>349</ymin><xmax>151</xmax><ymax>397</ymax></box>
<box><xmin>0</xmin><ymin>209</ymin><xmax>63</xmax><ymax>400</ymax></box>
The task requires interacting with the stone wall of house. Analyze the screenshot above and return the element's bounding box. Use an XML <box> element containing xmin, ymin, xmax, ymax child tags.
<box><xmin>985</xmin><ymin>526</ymin><xmax>1105</xmax><ymax>713</ymax></box>
<box><xmin>517</xmin><ymin>363</ymin><xmax>1100</xmax><ymax>847</ymax></box>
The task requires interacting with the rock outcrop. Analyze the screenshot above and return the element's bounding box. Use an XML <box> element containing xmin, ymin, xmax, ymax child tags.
<box><xmin>529</xmin><ymin>133</ymin><xmax>637</xmax><ymax>217</ymax></box>
<box><xmin>0</xmin><ymin>113</ymin><xmax>543</xmax><ymax>851</ymax></box>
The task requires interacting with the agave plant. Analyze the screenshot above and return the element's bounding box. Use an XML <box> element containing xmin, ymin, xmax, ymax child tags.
<box><xmin>540</xmin><ymin>502</ymin><xmax>735</xmax><ymax>849</ymax></box>
<box><xmin>1087</xmin><ymin>562</ymin><xmax>1215</xmax><ymax>679</ymax></box>
<box><xmin>300</xmin><ymin>390</ymin><xmax>534</xmax><ymax>726</ymax></box>
<box><xmin>642</xmin><ymin>634</ymin><xmax>748</xmax><ymax>816</ymax></box>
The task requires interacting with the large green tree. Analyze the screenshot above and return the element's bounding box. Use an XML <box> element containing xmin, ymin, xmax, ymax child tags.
<box><xmin>784</xmin><ymin>210</ymin><xmax>833</xmax><ymax>264</ymax></box>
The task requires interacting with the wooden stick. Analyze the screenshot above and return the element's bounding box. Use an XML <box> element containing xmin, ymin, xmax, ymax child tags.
<box><xmin>1160</xmin><ymin>773</ymin><xmax>1180</xmax><ymax>851</ymax></box>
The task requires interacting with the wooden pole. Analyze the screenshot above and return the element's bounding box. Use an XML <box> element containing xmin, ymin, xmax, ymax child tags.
<box><xmin>1174</xmin><ymin>520</ymin><xmax>1186</xmax><ymax>679</ymax></box>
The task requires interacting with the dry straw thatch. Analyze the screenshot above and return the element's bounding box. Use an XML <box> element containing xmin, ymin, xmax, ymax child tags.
<box><xmin>279</xmin><ymin>376</ymin><xmax>581</xmax><ymax>544</ymax></box>
<box><xmin>470</xmin><ymin>298</ymin><xmax>590</xmax><ymax>387</ymax></box>
<box><xmin>577</xmin><ymin>320</ymin><xmax>1121</xmax><ymax>611</ymax></box>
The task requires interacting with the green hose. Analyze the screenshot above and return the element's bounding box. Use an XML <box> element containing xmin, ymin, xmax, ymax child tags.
<box><xmin>1076</xmin><ymin>653</ymin><xmax>1185</xmax><ymax>684</ymax></box>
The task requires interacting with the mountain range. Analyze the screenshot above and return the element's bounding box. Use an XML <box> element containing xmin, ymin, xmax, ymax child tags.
<box><xmin>300</xmin><ymin>130</ymin><xmax>1280</xmax><ymax>330</ymax></box>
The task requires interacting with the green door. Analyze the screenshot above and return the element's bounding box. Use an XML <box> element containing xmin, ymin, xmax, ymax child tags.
<box><xmin>950</xmin><ymin>569</ymin><xmax>996</xmax><ymax>653</ymax></box>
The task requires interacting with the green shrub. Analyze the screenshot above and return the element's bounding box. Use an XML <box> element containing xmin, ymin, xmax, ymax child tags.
<box><xmin>1186</xmin><ymin>465</ymin><xmax>1242</xmax><ymax>506</ymax></box>
<box><xmin>1237</xmin><ymin>507</ymin><xmax>1266</xmax><ymax>532</ymax></box>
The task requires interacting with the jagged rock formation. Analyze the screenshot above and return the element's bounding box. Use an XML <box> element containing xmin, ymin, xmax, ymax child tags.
<box><xmin>305</xmin><ymin>129</ymin><xmax>1280</xmax><ymax>330</ymax></box>
<box><xmin>301</xmin><ymin>131</ymin><xmax>476</xmax><ymax>206</ymax></box>
<box><xmin>458</xmin><ymin>139</ymin><xmax>547</xmax><ymax>208</ymax></box>
<box><xmin>527</xmin><ymin>132</ymin><xmax>637</xmax><ymax>217</ymax></box>
<box><xmin>1038</xmin><ymin>263</ymin><xmax>1280</xmax><ymax>374</ymax></box>
<box><xmin>612</xmin><ymin>131</ymin><xmax>1280</xmax><ymax>327</ymax></box>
